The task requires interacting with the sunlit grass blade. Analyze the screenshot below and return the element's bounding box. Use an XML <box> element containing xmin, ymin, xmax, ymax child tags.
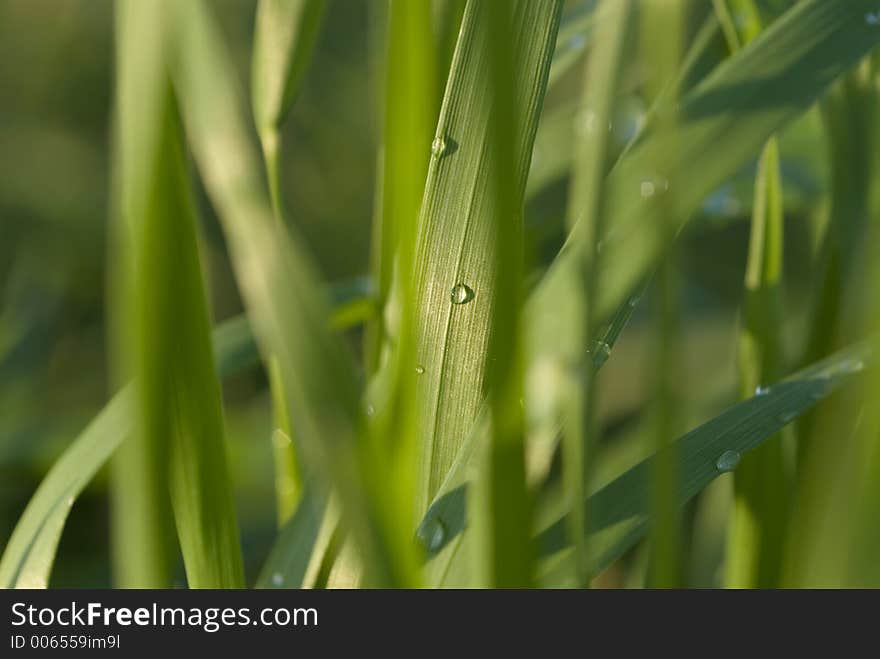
<box><xmin>410</xmin><ymin>0</ymin><xmax>563</xmax><ymax>516</ymax></box>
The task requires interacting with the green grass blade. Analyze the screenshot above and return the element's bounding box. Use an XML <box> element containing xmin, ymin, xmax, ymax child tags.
<box><xmin>0</xmin><ymin>277</ymin><xmax>368</xmax><ymax>590</ymax></box>
<box><xmin>0</xmin><ymin>318</ymin><xmax>247</xmax><ymax>589</ymax></box>
<box><xmin>167</xmin><ymin>0</ymin><xmax>418</xmax><ymax>586</ymax></box>
<box><xmin>559</xmin><ymin>0</ymin><xmax>633</xmax><ymax>586</ymax></box>
<box><xmin>109</xmin><ymin>0</ymin><xmax>176</xmax><ymax>589</ymax></box>
<box><xmin>538</xmin><ymin>342</ymin><xmax>875</xmax><ymax>585</ymax></box>
<box><xmin>715</xmin><ymin>0</ymin><xmax>792</xmax><ymax>589</ymax></box>
<box><xmin>256</xmin><ymin>483</ymin><xmax>337</xmax><ymax>588</ymax></box>
<box><xmin>252</xmin><ymin>0</ymin><xmax>327</xmax><ymax>526</ymax></box>
<box><xmin>252</xmin><ymin>0</ymin><xmax>326</xmax><ymax>215</ymax></box>
<box><xmin>426</xmin><ymin>340</ymin><xmax>874</xmax><ymax>586</ymax></box>
<box><xmin>411</xmin><ymin>0</ymin><xmax>563</xmax><ymax>515</ymax></box>
<box><xmin>639</xmin><ymin>0</ymin><xmax>686</xmax><ymax>590</ymax></box>
<box><xmin>563</xmin><ymin>0</ymin><xmax>880</xmax><ymax>329</ymax></box>
<box><xmin>116</xmin><ymin>31</ymin><xmax>244</xmax><ymax>588</ymax></box>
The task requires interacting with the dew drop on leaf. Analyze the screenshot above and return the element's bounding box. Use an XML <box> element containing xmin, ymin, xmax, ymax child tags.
<box><xmin>716</xmin><ymin>450</ymin><xmax>741</xmax><ymax>473</ymax></box>
<box><xmin>450</xmin><ymin>283</ymin><xmax>474</xmax><ymax>305</ymax></box>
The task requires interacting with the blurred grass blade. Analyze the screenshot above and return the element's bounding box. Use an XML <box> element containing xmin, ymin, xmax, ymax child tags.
<box><xmin>538</xmin><ymin>342</ymin><xmax>874</xmax><ymax>586</ymax></box>
<box><xmin>252</xmin><ymin>0</ymin><xmax>326</xmax><ymax>215</ymax></box>
<box><xmin>0</xmin><ymin>318</ymin><xmax>251</xmax><ymax>589</ymax></box>
<box><xmin>411</xmin><ymin>0</ymin><xmax>562</xmax><ymax>515</ymax></box>
<box><xmin>467</xmin><ymin>0</ymin><xmax>562</xmax><ymax>588</ymax></box>
<box><xmin>109</xmin><ymin>0</ymin><xmax>176</xmax><ymax>589</ymax></box>
<box><xmin>641</xmin><ymin>0</ymin><xmax>685</xmax><ymax>591</ymax></box>
<box><xmin>256</xmin><ymin>484</ymin><xmax>336</xmax><ymax>588</ymax></box>
<box><xmin>167</xmin><ymin>0</ymin><xmax>419</xmax><ymax>586</ymax></box>
<box><xmin>715</xmin><ymin>0</ymin><xmax>791</xmax><ymax>589</ymax></box>
<box><xmin>559</xmin><ymin>0</ymin><xmax>633</xmax><ymax>586</ymax></box>
<box><xmin>565</xmin><ymin>0</ymin><xmax>880</xmax><ymax>329</ymax></box>
<box><xmin>252</xmin><ymin>0</ymin><xmax>327</xmax><ymax>527</ymax></box>
<box><xmin>421</xmin><ymin>341</ymin><xmax>874</xmax><ymax>585</ymax></box>
<box><xmin>0</xmin><ymin>274</ymin><xmax>369</xmax><ymax>590</ymax></box>
<box><xmin>366</xmin><ymin>0</ymin><xmax>436</xmax><ymax>371</ymax></box>
<box><xmin>116</xmin><ymin>0</ymin><xmax>244</xmax><ymax>584</ymax></box>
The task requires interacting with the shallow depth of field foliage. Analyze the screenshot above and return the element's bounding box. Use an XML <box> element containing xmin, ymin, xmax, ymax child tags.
<box><xmin>2</xmin><ymin>0</ymin><xmax>880</xmax><ymax>588</ymax></box>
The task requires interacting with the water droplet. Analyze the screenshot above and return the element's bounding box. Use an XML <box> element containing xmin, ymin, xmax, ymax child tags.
<box><xmin>366</xmin><ymin>404</ymin><xmax>376</xmax><ymax>417</ymax></box>
<box><xmin>778</xmin><ymin>410</ymin><xmax>797</xmax><ymax>424</ymax></box>
<box><xmin>271</xmin><ymin>429</ymin><xmax>291</xmax><ymax>448</ymax></box>
<box><xmin>838</xmin><ymin>358</ymin><xmax>865</xmax><ymax>375</ymax></box>
<box><xmin>866</xmin><ymin>12</ymin><xmax>880</xmax><ymax>26</ymax></box>
<box><xmin>588</xmin><ymin>340</ymin><xmax>611</xmax><ymax>368</ymax></box>
<box><xmin>716</xmin><ymin>450</ymin><xmax>741</xmax><ymax>473</ymax></box>
<box><xmin>418</xmin><ymin>518</ymin><xmax>446</xmax><ymax>553</ymax></box>
<box><xmin>628</xmin><ymin>293</ymin><xmax>641</xmax><ymax>308</ymax></box>
<box><xmin>271</xmin><ymin>573</ymin><xmax>283</xmax><ymax>587</ymax></box>
<box><xmin>415</xmin><ymin>365</ymin><xmax>425</xmax><ymax>375</ymax></box>
<box><xmin>567</xmin><ymin>33</ymin><xmax>587</xmax><ymax>51</ymax></box>
<box><xmin>450</xmin><ymin>283</ymin><xmax>475</xmax><ymax>305</ymax></box>
<box><xmin>66</xmin><ymin>496</ymin><xmax>75</xmax><ymax>507</ymax></box>
<box><xmin>754</xmin><ymin>385</ymin><xmax>769</xmax><ymax>396</ymax></box>
<box><xmin>640</xmin><ymin>181</ymin><xmax>656</xmax><ymax>198</ymax></box>
<box><xmin>431</xmin><ymin>136</ymin><xmax>447</xmax><ymax>158</ymax></box>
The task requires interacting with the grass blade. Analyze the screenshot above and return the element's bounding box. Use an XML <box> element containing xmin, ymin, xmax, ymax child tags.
<box><xmin>411</xmin><ymin>0</ymin><xmax>563</xmax><ymax>515</ymax></box>
<box><xmin>0</xmin><ymin>274</ymin><xmax>369</xmax><ymax>590</ymax></box>
<box><xmin>115</xmin><ymin>0</ymin><xmax>244</xmax><ymax>585</ymax></box>
<box><xmin>252</xmin><ymin>0</ymin><xmax>326</xmax><ymax>216</ymax></box>
<box><xmin>559</xmin><ymin>0</ymin><xmax>633</xmax><ymax>586</ymax></box>
<box><xmin>251</xmin><ymin>0</ymin><xmax>327</xmax><ymax>527</ymax></box>
<box><xmin>109</xmin><ymin>0</ymin><xmax>176</xmax><ymax>589</ymax></box>
<box><xmin>167</xmin><ymin>0</ymin><xmax>421</xmax><ymax>586</ymax></box>
<box><xmin>714</xmin><ymin>0</ymin><xmax>792</xmax><ymax>589</ymax></box>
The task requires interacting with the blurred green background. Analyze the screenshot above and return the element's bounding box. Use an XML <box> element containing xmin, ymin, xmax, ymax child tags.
<box><xmin>0</xmin><ymin>0</ymin><xmax>833</xmax><ymax>586</ymax></box>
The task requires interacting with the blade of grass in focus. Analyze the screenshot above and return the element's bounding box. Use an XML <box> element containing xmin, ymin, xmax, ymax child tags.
<box><xmin>167</xmin><ymin>0</ymin><xmax>417</xmax><ymax>586</ymax></box>
<box><xmin>715</xmin><ymin>0</ymin><xmax>791</xmax><ymax>589</ymax></box>
<box><xmin>410</xmin><ymin>0</ymin><xmax>563</xmax><ymax>517</ymax></box>
<box><xmin>419</xmin><ymin>0</ymin><xmax>880</xmax><ymax>587</ymax></box>
<box><xmin>109</xmin><ymin>0</ymin><xmax>176</xmax><ymax>589</ymax></box>
<box><xmin>559</xmin><ymin>0</ymin><xmax>633</xmax><ymax>587</ymax></box>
